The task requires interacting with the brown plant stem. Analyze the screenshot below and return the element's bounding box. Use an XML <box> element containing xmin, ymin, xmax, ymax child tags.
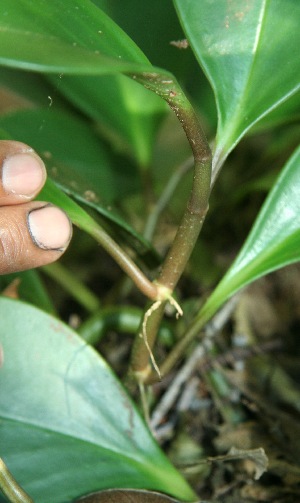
<box><xmin>129</xmin><ymin>73</ymin><xmax>212</xmax><ymax>381</ymax></box>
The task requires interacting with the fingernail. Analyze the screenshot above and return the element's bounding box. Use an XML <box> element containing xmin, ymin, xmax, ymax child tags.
<box><xmin>2</xmin><ymin>152</ymin><xmax>46</xmax><ymax>197</ymax></box>
<box><xmin>27</xmin><ymin>204</ymin><xmax>72</xmax><ymax>251</ymax></box>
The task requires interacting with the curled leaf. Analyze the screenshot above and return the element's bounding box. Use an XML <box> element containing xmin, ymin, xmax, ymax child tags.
<box><xmin>228</xmin><ymin>447</ymin><xmax>268</xmax><ymax>480</ymax></box>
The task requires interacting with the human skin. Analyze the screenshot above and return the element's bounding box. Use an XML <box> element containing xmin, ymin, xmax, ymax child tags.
<box><xmin>0</xmin><ymin>140</ymin><xmax>72</xmax><ymax>275</ymax></box>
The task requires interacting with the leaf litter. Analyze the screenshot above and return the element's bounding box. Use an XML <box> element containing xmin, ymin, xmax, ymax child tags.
<box><xmin>146</xmin><ymin>265</ymin><xmax>300</xmax><ymax>502</ymax></box>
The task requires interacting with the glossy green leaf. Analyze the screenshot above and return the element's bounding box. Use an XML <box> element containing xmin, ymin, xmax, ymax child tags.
<box><xmin>197</xmin><ymin>145</ymin><xmax>300</xmax><ymax>325</ymax></box>
<box><xmin>174</xmin><ymin>0</ymin><xmax>300</xmax><ymax>172</ymax></box>
<box><xmin>0</xmin><ymin>0</ymin><xmax>169</xmax><ymax>167</ymax></box>
<box><xmin>0</xmin><ymin>298</ymin><xmax>195</xmax><ymax>503</ymax></box>
<box><xmin>0</xmin><ymin>0</ymin><xmax>152</xmax><ymax>75</ymax></box>
<box><xmin>250</xmin><ymin>89</ymin><xmax>300</xmax><ymax>134</ymax></box>
<box><xmin>0</xmin><ymin>0</ymin><xmax>175</xmax><ymax>95</ymax></box>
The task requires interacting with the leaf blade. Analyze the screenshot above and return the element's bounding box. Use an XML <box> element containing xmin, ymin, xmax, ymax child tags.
<box><xmin>198</xmin><ymin>144</ymin><xmax>300</xmax><ymax>324</ymax></box>
<box><xmin>0</xmin><ymin>298</ymin><xmax>195</xmax><ymax>503</ymax></box>
<box><xmin>0</xmin><ymin>0</ymin><xmax>151</xmax><ymax>74</ymax></box>
<box><xmin>0</xmin><ymin>1</ymin><xmax>168</xmax><ymax>166</ymax></box>
<box><xmin>174</xmin><ymin>0</ymin><xmax>300</xmax><ymax>169</ymax></box>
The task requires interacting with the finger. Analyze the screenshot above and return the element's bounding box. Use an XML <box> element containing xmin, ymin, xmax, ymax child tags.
<box><xmin>0</xmin><ymin>140</ymin><xmax>46</xmax><ymax>205</ymax></box>
<box><xmin>0</xmin><ymin>201</ymin><xmax>72</xmax><ymax>275</ymax></box>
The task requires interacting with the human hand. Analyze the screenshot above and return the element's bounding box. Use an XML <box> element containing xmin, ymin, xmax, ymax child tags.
<box><xmin>0</xmin><ymin>140</ymin><xmax>72</xmax><ymax>275</ymax></box>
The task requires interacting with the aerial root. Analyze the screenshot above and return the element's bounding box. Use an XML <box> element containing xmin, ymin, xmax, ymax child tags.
<box><xmin>139</xmin><ymin>300</ymin><xmax>162</xmax><ymax>380</ymax></box>
<box><xmin>139</xmin><ymin>294</ymin><xmax>183</xmax><ymax>380</ymax></box>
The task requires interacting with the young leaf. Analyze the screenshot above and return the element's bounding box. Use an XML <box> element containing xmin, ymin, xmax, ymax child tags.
<box><xmin>0</xmin><ymin>298</ymin><xmax>196</xmax><ymax>503</ymax></box>
<box><xmin>174</xmin><ymin>0</ymin><xmax>300</xmax><ymax>176</ymax></box>
<box><xmin>197</xmin><ymin>144</ymin><xmax>300</xmax><ymax>325</ymax></box>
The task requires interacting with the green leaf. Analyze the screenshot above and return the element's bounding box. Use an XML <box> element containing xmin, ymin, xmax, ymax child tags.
<box><xmin>0</xmin><ymin>0</ymin><xmax>194</xmax><ymax>170</ymax></box>
<box><xmin>0</xmin><ymin>298</ymin><xmax>195</xmax><ymax>503</ymax></box>
<box><xmin>174</xmin><ymin>0</ymin><xmax>300</xmax><ymax>172</ymax></box>
<box><xmin>250</xmin><ymin>89</ymin><xmax>300</xmax><ymax>134</ymax></box>
<box><xmin>197</xmin><ymin>144</ymin><xmax>300</xmax><ymax>325</ymax></box>
<box><xmin>0</xmin><ymin>0</ymin><xmax>152</xmax><ymax>75</ymax></box>
<box><xmin>0</xmin><ymin>1</ymin><xmax>168</xmax><ymax>166</ymax></box>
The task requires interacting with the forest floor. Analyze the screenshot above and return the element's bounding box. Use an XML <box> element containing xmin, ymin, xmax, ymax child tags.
<box><xmin>96</xmin><ymin>262</ymin><xmax>300</xmax><ymax>503</ymax></box>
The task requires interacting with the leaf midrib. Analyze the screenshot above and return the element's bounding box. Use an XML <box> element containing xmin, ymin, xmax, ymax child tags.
<box><xmin>217</xmin><ymin>0</ymin><xmax>270</xmax><ymax>146</ymax></box>
<box><xmin>0</xmin><ymin>414</ymin><xmax>154</xmax><ymax>467</ymax></box>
